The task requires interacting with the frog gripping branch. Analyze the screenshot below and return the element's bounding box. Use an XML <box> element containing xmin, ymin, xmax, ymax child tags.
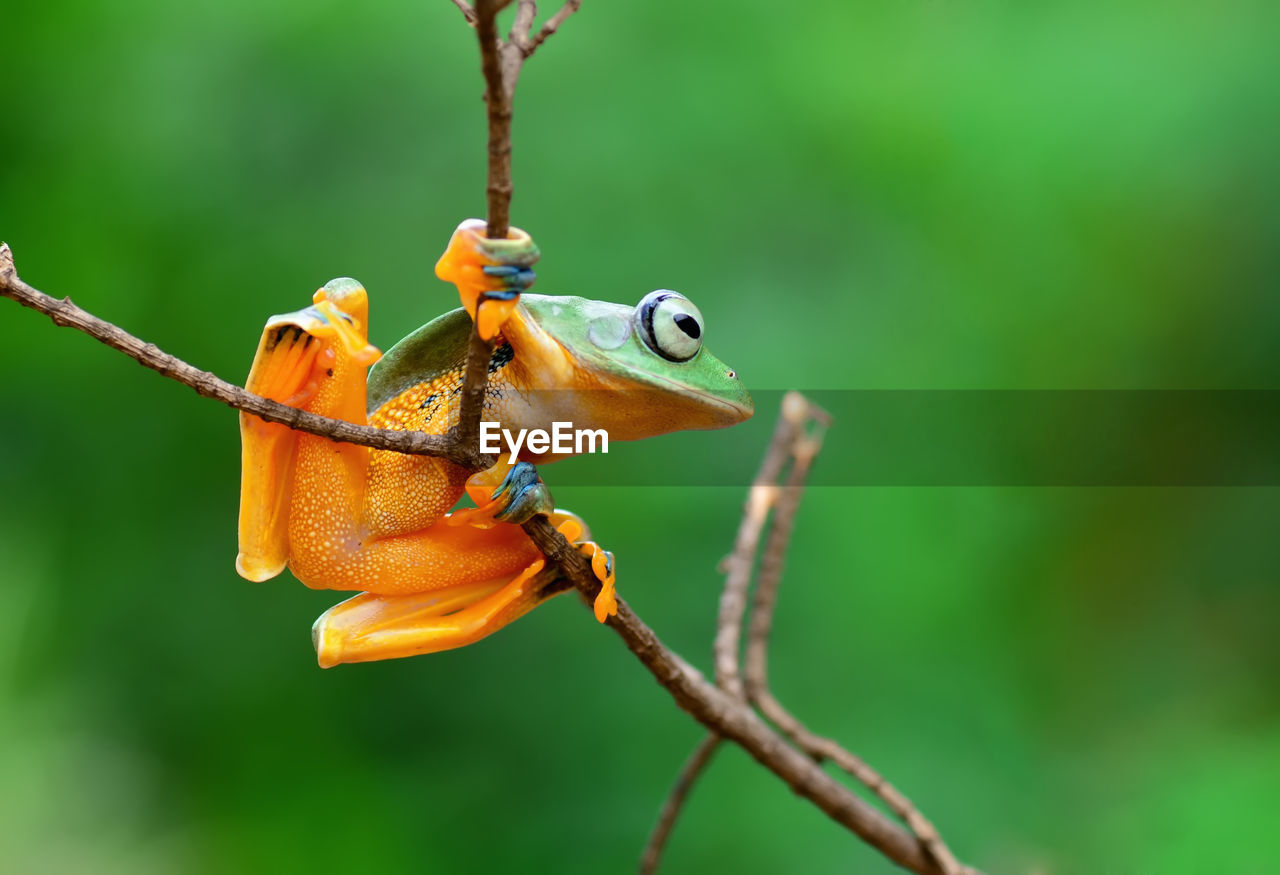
<box><xmin>234</xmin><ymin>217</ymin><xmax>751</xmax><ymax>666</ymax></box>
<box><xmin>0</xmin><ymin>1</ymin><xmax>979</xmax><ymax>872</ymax></box>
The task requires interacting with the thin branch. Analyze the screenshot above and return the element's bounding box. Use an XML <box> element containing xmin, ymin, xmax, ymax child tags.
<box><xmin>743</xmin><ymin>413</ymin><xmax>827</xmax><ymax>691</ymax></box>
<box><xmin>0</xmin><ymin>245</ymin><xmax>468</xmax><ymax>464</ymax></box>
<box><xmin>638</xmin><ymin>733</ymin><xmax>721</xmax><ymax>875</ymax></box>
<box><xmin>646</xmin><ymin>394</ymin><xmax>976</xmax><ymax>875</ymax></box>
<box><xmin>469</xmin><ymin>0</ymin><xmax>581</xmax><ymax>235</ymax></box>
<box><xmin>573</xmin><ymin>589</ymin><xmax>950</xmax><ymax>874</ymax></box>
<box><xmin>510</xmin><ymin>0</ymin><xmax>538</xmax><ymax>49</ymax></box>
<box><xmin>475</xmin><ymin>0</ymin><xmax>514</xmax><ymax>238</ymax></box>
<box><xmin>714</xmin><ymin>393</ymin><xmax>808</xmax><ymax>699</ymax></box>
<box><xmin>454</xmin><ymin>324</ymin><xmax>497</xmax><ymax>467</ymax></box>
<box><xmin>526</xmin><ymin>1</ymin><xmax>581</xmax><ymax>57</ymax></box>
<box><xmin>0</xmin><ymin>242</ymin><xmax>959</xmax><ymax>875</ymax></box>
<box><xmin>752</xmin><ymin>687</ymin><xmax>972</xmax><ymax>875</ymax></box>
<box><xmin>647</xmin><ymin>398</ymin><xmax>801</xmax><ymax>869</ymax></box>
<box><xmin>449</xmin><ymin>0</ymin><xmax>477</xmax><ymax>26</ymax></box>
<box><xmin>644</xmin><ymin>395</ymin><xmax>829</xmax><ymax>875</ymax></box>
<box><xmin>2</xmin><ymin>3</ymin><xmax>976</xmax><ymax>870</ymax></box>
<box><xmin>742</xmin><ymin>409</ymin><xmax>970</xmax><ymax>875</ymax></box>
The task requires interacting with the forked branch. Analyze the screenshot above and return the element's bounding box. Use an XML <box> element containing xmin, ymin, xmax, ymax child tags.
<box><xmin>469</xmin><ymin>0</ymin><xmax>582</xmax><ymax>238</ymax></box>
<box><xmin>638</xmin><ymin>733</ymin><xmax>721</xmax><ymax>875</ymax></box>
<box><xmin>0</xmin><ymin>240</ymin><xmax>963</xmax><ymax>875</ymax></box>
<box><xmin>0</xmin><ymin>2</ymin><xmax>976</xmax><ymax>871</ymax></box>
<box><xmin>642</xmin><ymin>392</ymin><xmax>973</xmax><ymax>875</ymax></box>
<box><xmin>449</xmin><ymin>0</ymin><xmax>478</xmax><ymax>26</ymax></box>
<box><xmin>0</xmin><ymin>246</ymin><xmax>467</xmax><ymax>464</ymax></box>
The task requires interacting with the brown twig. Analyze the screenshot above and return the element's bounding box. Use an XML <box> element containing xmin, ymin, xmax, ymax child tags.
<box><xmin>470</xmin><ymin>0</ymin><xmax>582</xmax><ymax>237</ymax></box>
<box><xmin>642</xmin><ymin>397</ymin><xmax>811</xmax><ymax>871</ymax></box>
<box><xmin>639</xmin><ymin>394</ymin><xmax>802</xmax><ymax>868</ymax></box>
<box><xmin>638</xmin><ymin>733</ymin><xmax>721</xmax><ymax>875</ymax></box>
<box><xmin>0</xmin><ymin>245</ymin><xmax>467</xmax><ymax>464</ymax></box>
<box><xmin>576</xmin><ymin>592</ymin><xmax>950</xmax><ymax>874</ymax></box>
<box><xmin>644</xmin><ymin>394</ymin><xmax>821</xmax><ymax>874</ymax></box>
<box><xmin>0</xmin><ymin>243</ymin><xmax>959</xmax><ymax>873</ymax></box>
<box><xmin>1</xmin><ymin>4</ymin><xmax>976</xmax><ymax>872</ymax></box>
<box><xmin>644</xmin><ymin>393</ymin><xmax>973</xmax><ymax>875</ymax></box>
<box><xmin>714</xmin><ymin>394</ymin><xmax>808</xmax><ymax>698</ymax></box>
<box><xmin>475</xmin><ymin>0</ymin><xmax>514</xmax><ymax>238</ymax></box>
<box><xmin>454</xmin><ymin>324</ymin><xmax>498</xmax><ymax>468</ymax></box>
<box><xmin>449</xmin><ymin>0</ymin><xmax>477</xmax><ymax>25</ymax></box>
<box><xmin>526</xmin><ymin>0</ymin><xmax>581</xmax><ymax>55</ymax></box>
<box><xmin>748</xmin><ymin>688</ymin><xmax>972</xmax><ymax>875</ymax></box>
<box><xmin>739</xmin><ymin>406</ymin><xmax>970</xmax><ymax>875</ymax></box>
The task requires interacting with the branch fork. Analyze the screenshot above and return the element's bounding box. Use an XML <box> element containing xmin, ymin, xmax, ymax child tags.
<box><xmin>0</xmin><ymin>2</ymin><xmax>978</xmax><ymax>872</ymax></box>
<box><xmin>642</xmin><ymin>392</ymin><xmax>974</xmax><ymax>875</ymax></box>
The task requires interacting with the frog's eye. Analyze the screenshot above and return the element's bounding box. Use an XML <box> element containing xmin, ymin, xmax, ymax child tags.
<box><xmin>635</xmin><ymin>290</ymin><xmax>704</xmax><ymax>362</ymax></box>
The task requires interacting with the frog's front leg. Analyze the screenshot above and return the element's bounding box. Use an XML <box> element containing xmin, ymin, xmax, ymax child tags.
<box><xmin>434</xmin><ymin>218</ymin><xmax>539</xmax><ymax>339</ymax></box>
<box><xmin>447</xmin><ymin>458</ymin><xmax>556</xmax><ymax>529</ymax></box>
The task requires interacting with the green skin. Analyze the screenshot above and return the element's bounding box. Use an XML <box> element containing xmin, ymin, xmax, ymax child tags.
<box><xmin>362</xmin><ymin>289</ymin><xmax>754</xmax><ymax>523</ymax></box>
<box><xmin>368</xmin><ymin>292</ymin><xmax>755</xmax><ymax>450</ymax></box>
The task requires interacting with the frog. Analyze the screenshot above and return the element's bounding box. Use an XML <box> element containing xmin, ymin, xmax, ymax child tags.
<box><xmin>235</xmin><ymin>219</ymin><xmax>753</xmax><ymax>667</ymax></box>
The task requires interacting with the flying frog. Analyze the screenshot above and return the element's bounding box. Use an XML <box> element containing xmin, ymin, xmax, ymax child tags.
<box><xmin>236</xmin><ymin>219</ymin><xmax>753</xmax><ymax>667</ymax></box>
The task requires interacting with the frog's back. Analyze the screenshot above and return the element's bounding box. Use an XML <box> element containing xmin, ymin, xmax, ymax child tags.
<box><xmin>366</xmin><ymin>307</ymin><xmax>526</xmax><ymax>437</ymax></box>
<box><xmin>367</xmin><ymin>307</ymin><xmax>473</xmax><ymax>416</ymax></box>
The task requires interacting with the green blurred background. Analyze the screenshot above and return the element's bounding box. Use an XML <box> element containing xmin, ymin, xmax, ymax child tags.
<box><xmin>2</xmin><ymin>0</ymin><xmax>1277</xmax><ymax>872</ymax></box>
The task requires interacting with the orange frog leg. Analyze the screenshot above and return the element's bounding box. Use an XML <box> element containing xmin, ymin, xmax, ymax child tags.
<box><xmin>449</xmin><ymin>459</ymin><xmax>618</xmax><ymax>622</ymax></box>
<box><xmin>434</xmin><ymin>217</ymin><xmax>540</xmax><ymax>340</ymax></box>
<box><xmin>310</xmin><ymin>509</ymin><xmax>597</xmax><ymax>667</ymax></box>
<box><xmin>311</xmin><ymin>562</ymin><xmax>564</xmax><ymax>667</ymax></box>
<box><xmin>448</xmin><ymin>457</ymin><xmax>556</xmax><ymax>529</ymax></box>
<box><xmin>237</xmin><ymin>278</ymin><xmax>380</xmax><ymax>582</ymax></box>
<box><xmin>555</xmin><ymin>517</ymin><xmax>618</xmax><ymax>622</ymax></box>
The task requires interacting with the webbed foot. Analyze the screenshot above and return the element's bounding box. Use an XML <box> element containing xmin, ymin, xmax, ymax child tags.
<box><xmin>449</xmin><ymin>459</ymin><xmax>554</xmax><ymax>529</ymax></box>
<box><xmin>312</xmin><ymin>560</ymin><xmax>568</xmax><ymax>667</ymax></box>
<box><xmin>553</xmin><ymin>516</ymin><xmax>618</xmax><ymax>623</ymax></box>
<box><xmin>265</xmin><ymin>278</ymin><xmax>381</xmax><ymax>372</ymax></box>
<box><xmin>491</xmin><ymin>461</ymin><xmax>555</xmax><ymax>524</ymax></box>
<box><xmin>237</xmin><ymin>278</ymin><xmax>381</xmax><ymax>582</ymax></box>
<box><xmin>434</xmin><ymin>218</ymin><xmax>540</xmax><ymax>339</ymax></box>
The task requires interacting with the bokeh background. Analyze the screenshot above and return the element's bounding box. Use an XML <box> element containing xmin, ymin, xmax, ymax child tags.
<box><xmin>2</xmin><ymin>1</ymin><xmax>1278</xmax><ymax>872</ymax></box>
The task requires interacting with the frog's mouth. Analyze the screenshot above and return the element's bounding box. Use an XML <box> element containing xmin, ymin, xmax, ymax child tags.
<box><xmin>549</xmin><ymin>368</ymin><xmax>753</xmax><ymax>442</ymax></box>
<box><xmin>623</xmin><ymin>369</ymin><xmax>755</xmax><ymax>429</ymax></box>
<box><xmin>675</xmin><ymin>384</ymin><xmax>755</xmax><ymax>424</ymax></box>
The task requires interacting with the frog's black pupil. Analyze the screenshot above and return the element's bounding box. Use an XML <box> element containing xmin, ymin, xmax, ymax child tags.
<box><xmin>674</xmin><ymin>313</ymin><xmax>701</xmax><ymax>339</ymax></box>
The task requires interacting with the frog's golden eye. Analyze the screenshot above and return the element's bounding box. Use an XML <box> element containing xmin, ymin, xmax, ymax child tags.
<box><xmin>635</xmin><ymin>290</ymin><xmax>704</xmax><ymax>362</ymax></box>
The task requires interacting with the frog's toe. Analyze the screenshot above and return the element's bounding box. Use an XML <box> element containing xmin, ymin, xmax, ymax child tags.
<box><xmin>312</xmin><ymin>610</ymin><xmax>345</xmax><ymax>669</ymax></box>
<box><xmin>248</xmin><ymin>322</ymin><xmax>328</xmax><ymax>407</ymax></box>
<box><xmin>435</xmin><ymin>220</ymin><xmax>540</xmax><ymax>338</ymax></box>
<box><xmin>481</xmin><ymin>264</ymin><xmax>537</xmax><ymax>291</ymax></box>
<box><xmin>545</xmin><ymin>509</ymin><xmax>591</xmax><ymax>542</ymax></box>
<box><xmin>585</xmin><ymin>546</ymin><xmax>618</xmax><ymax>622</ymax></box>
<box><xmin>476</xmin><ymin>268</ymin><xmax>536</xmax><ymax>337</ymax></box>
<box><xmin>492</xmin><ymin>461</ymin><xmax>555</xmax><ymax>524</ymax></box>
<box><xmin>548</xmin><ymin>514</ymin><xmax>617</xmax><ymax>623</ymax></box>
<box><xmin>476</xmin><ymin>289</ymin><xmax>521</xmax><ymax>341</ymax></box>
<box><xmin>309</xmin><ymin>568</ymin><xmax>569</xmax><ymax>666</ymax></box>
<box><xmin>254</xmin><ymin>280</ymin><xmax>380</xmax><ymax>399</ymax></box>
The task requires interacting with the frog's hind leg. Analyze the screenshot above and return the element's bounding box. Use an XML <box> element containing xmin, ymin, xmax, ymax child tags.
<box><xmin>308</xmin><ymin>509</ymin><xmax>605</xmax><ymax>667</ymax></box>
<box><xmin>236</xmin><ymin>279</ymin><xmax>381</xmax><ymax>582</ymax></box>
<box><xmin>312</xmin><ymin>563</ymin><xmax>571</xmax><ymax>667</ymax></box>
